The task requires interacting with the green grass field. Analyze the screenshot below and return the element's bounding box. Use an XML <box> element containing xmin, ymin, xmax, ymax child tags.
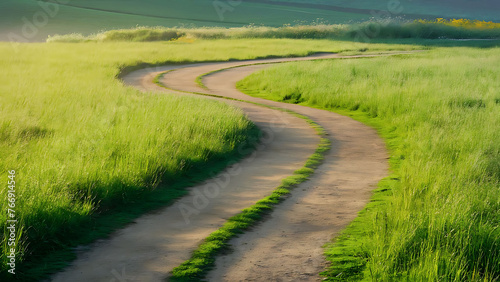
<box><xmin>0</xmin><ymin>37</ymin><xmax>421</xmax><ymax>280</ymax></box>
<box><xmin>0</xmin><ymin>40</ymin><xmax>261</xmax><ymax>280</ymax></box>
<box><xmin>2</xmin><ymin>14</ymin><xmax>500</xmax><ymax>279</ymax></box>
<box><xmin>237</xmin><ymin>46</ymin><xmax>500</xmax><ymax>280</ymax></box>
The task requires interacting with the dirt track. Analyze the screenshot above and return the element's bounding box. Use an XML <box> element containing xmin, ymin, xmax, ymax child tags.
<box><xmin>50</xmin><ymin>52</ymin><xmax>407</xmax><ymax>281</ymax></box>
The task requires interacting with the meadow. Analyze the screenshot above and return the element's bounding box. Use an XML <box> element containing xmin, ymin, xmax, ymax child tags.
<box><xmin>0</xmin><ymin>40</ymin><xmax>258</xmax><ymax>280</ymax></box>
<box><xmin>237</xmin><ymin>46</ymin><xmax>500</xmax><ymax>280</ymax></box>
<box><xmin>1</xmin><ymin>17</ymin><xmax>500</xmax><ymax>280</ymax></box>
<box><xmin>0</xmin><ymin>37</ymin><xmax>421</xmax><ymax>280</ymax></box>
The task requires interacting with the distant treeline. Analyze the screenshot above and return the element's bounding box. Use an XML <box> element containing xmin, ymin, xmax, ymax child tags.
<box><xmin>47</xmin><ymin>19</ymin><xmax>500</xmax><ymax>43</ymax></box>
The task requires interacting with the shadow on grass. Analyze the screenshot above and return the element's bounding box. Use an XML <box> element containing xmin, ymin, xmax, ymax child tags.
<box><xmin>10</xmin><ymin>127</ymin><xmax>260</xmax><ymax>281</ymax></box>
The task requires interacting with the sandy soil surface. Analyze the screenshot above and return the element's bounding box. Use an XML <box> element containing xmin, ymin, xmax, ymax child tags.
<box><xmin>50</xmin><ymin>52</ymin><xmax>412</xmax><ymax>281</ymax></box>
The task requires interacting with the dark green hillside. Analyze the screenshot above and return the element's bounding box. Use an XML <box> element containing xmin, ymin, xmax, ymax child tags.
<box><xmin>0</xmin><ymin>0</ymin><xmax>366</xmax><ymax>41</ymax></box>
<box><xmin>2</xmin><ymin>0</ymin><xmax>498</xmax><ymax>42</ymax></box>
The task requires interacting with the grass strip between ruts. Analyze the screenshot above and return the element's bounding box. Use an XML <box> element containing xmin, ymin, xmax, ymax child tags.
<box><xmin>176</xmin><ymin>55</ymin><xmax>415</xmax><ymax>281</ymax></box>
<box><xmin>152</xmin><ymin>71</ymin><xmax>331</xmax><ymax>281</ymax></box>
<box><xmin>171</xmin><ymin>115</ymin><xmax>329</xmax><ymax>281</ymax></box>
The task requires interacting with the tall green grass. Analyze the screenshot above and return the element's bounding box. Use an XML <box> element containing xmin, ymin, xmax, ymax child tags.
<box><xmin>0</xmin><ymin>38</ymin><xmax>384</xmax><ymax>280</ymax></box>
<box><xmin>47</xmin><ymin>27</ymin><xmax>185</xmax><ymax>43</ymax></box>
<box><xmin>0</xmin><ymin>42</ymin><xmax>257</xmax><ymax>280</ymax></box>
<box><xmin>47</xmin><ymin>22</ymin><xmax>500</xmax><ymax>43</ymax></box>
<box><xmin>238</xmin><ymin>48</ymin><xmax>500</xmax><ymax>280</ymax></box>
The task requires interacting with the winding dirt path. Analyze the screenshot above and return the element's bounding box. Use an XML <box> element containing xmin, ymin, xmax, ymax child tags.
<box><xmin>51</xmin><ymin>52</ymin><xmax>412</xmax><ymax>281</ymax></box>
<box><xmin>160</xmin><ymin>53</ymin><xmax>389</xmax><ymax>281</ymax></box>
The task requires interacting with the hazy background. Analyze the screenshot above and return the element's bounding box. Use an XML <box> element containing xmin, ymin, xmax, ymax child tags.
<box><xmin>1</xmin><ymin>0</ymin><xmax>499</xmax><ymax>41</ymax></box>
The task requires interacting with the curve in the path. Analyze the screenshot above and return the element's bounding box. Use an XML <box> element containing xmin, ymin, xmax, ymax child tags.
<box><xmin>159</xmin><ymin>53</ymin><xmax>391</xmax><ymax>281</ymax></box>
<box><xmin>52</xmin><ymin>52</ymin><xmax>414</xmax><ymax>281</ymax></box>
<box><xmin>52</xmin><ymin>62</ymin><xmax>321</xmax><ymax>282</ymax></box>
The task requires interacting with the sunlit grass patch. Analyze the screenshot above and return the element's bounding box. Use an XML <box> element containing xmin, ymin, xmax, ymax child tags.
<box><xmin>238</xmin><ymin>47</ymin><xmax>500</xmax><ymax>281</ymax></box>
